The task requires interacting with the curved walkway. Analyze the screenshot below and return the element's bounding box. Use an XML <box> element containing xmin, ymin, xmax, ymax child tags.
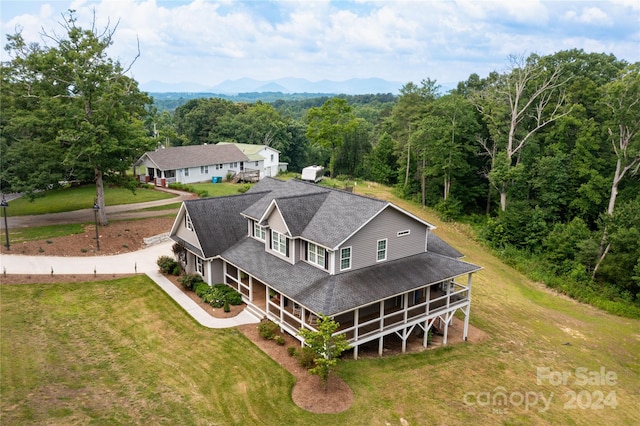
<box><xmin>0</xmin><ymin>240</ymin><xmax>260</xmax><ymax>329</ymax></box>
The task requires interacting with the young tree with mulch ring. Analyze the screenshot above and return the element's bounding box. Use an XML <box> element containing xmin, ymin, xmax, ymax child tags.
<box><xmin>298</xmin><ymin>315</ymin><xmax>351</xmax><ymax>391</ymax></box>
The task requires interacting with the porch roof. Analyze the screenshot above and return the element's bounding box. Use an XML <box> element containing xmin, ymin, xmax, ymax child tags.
<box><xmin>221</xmin><ymin>237</ymin><xmax>481</xmax><ymax>316</ymax></box>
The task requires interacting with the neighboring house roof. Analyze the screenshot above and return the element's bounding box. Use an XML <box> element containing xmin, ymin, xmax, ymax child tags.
<box><xmin>222</xmin><ymin>237</ymin><xmax>481</xmax><ymax>316</ymax></box>
<box><xmin>181</xmin><ymin>191</ymin><xmax>270</xmax><ymax>258</ymax></box>
<box><xmin>218</xmin><ymin>142</ymin><xmax>280</xmax><ymax>162</ymax></box>
<box><xmin>136</xmin><ymin>144</ymin><xmax>249</xmax><ymax>170</ymax></box>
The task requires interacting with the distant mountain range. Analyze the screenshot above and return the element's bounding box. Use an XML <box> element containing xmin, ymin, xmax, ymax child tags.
<box><xmin>140</xmin><ymin>77</ymin><xmax>405</xmax><ymax>95</ymax></box>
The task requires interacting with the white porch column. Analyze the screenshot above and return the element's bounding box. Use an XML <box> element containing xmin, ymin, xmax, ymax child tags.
<box><xmin>402</xmin><ymin>292</ymin><xmax>409</xmax><ymax>353</ymax></box>
<box><xmin>353</xmin><ymin>308</ymin><xmax>360</xmax><ymax>360</ymax></box>
<box><xmin>463</xmin><ymin>273</ymin><xmax>473</xmax><ymax>341</ymax></box>
<box><xmin>378</xmin><ymin>300</ymin><xmax>384</xmax><ymax>356</ymax></box>
<box><xmin>443</xmin><ymin>316</ymin><xmax>449</xmax><ymax>346</ymax></box>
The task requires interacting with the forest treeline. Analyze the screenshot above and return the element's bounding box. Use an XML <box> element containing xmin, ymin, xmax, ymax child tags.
<box><xmin>146</xmin><ymin>50</ymin><xmax>640</xmax><ymax>316</ymax></box>
<box><xmin>1</xmin><ymin>22</ymin><xmax>638</xmax><ymax>317</ymax></box>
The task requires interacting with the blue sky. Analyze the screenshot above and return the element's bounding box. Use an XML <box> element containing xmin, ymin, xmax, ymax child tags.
<box><xmin>1</xmin><ymin>0</ymin><xmax>639</xmax><ymax>90</ymax></box>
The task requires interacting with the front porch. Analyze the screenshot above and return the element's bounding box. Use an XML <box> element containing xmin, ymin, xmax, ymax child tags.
<box><xmin>221</xmin><ymin>260</ymin><xmax>475</xmax><ymax>359</ymax></box>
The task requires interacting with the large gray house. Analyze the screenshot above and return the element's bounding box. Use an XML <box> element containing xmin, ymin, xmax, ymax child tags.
<box><xmin>169</xmin><ymin>177</ymin><xmax>481</xmax><ymax>358</ymax></box>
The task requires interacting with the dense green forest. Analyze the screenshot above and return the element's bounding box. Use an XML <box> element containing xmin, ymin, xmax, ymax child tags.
<box><xmin>2</xmin><ymin>39</ymin><xmax>639</xmax><ymax>317</ymax></box>
<box><xmin>121</xmin><ymin>50</ymin><xmax>640</xmax><ymax>317</ymax></box>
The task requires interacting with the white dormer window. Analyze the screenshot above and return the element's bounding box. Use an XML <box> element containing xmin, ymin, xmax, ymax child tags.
<box><xmin>377</xmin><ymin>239</ymin><xmax>387</xmax><ymax>262</ymax></box>
<box><xmin>253</xmin><ymin>222</ymin><xmax>266</xmax><ymax>241</ymax></box>
<box><xmin>185</xmin><ymin>213</ymin><xmax>193</xmax><ymax>231</ymax></box>
<box><xmin>307</xmin><ymin>242</ymin><xmax>326</xmax><ymax>268</ymax></box>
<box><xmin>271</xmin><ymin>230</ymin><xmax>288</xmax><ymax>256</ymax></box>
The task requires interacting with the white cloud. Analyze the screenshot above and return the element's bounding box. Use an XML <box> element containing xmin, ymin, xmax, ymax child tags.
<box><xmin>564</xmin><ymin>6</ymin><xmax>612</xmax><ymax>25</ymax></box>
<box><xmin>1</xmin><ymin>0</ymin><xmax>638</xmax><ymax>87</ymax></box>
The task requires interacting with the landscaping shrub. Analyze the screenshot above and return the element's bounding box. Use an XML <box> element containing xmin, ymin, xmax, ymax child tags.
<box><xmin>223</xmin><ymin>299</ymin><xmax>230</xmax><ymax>313</ymax></box>
<box><xmin>295</xmin><ymin>346</ymin><xmax>316</xmax><ymax>369</ymax></box>
<box><xmin>287</xmin><ymin>346</ymin><xmax>297</xmax><ymax>357</ymax></box>
<box><xmin>193</xmin><ymin>281</ymin><xmax>210</xmax><ymax>297</ymax></box>
<box><xmin>274</xmin><ymin>335</ymin><xmax>285</xmax><ymax>345</ymax></box>
<box><xmin>168</xmin><ymin>182</ymin><xmax>208</xmax><ymax>198</ymax></box>
<box><xmin>258</xmin><ymin>320</ymin><xmax>279</xmax><ymax>340</ymax></box>
<box><xmin>211</xmin><ymin>284</ymin><xmax>243</xmax><ymax>305</ymax></box>
<box><xmin>157</xmin><ymin>256</ymin><xmax>179</xmax><ymax>275</ymax></box>
<box><xmin>178</xmin><ymin>273</ymin><xmax>204</xmax><ymax>291</ymax></box>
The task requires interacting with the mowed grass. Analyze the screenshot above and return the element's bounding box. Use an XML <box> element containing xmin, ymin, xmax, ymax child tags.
<box><xmin>0</xmin><ymin>276</ymin><xmax>303</xmax><ymax>425</ymax></box>
<box><xmin>189</xmin><ymin>181</ymin><xmax>253</xmax><ymax>197</ymax></box>
<box><xmin>6</xmin><ymin>223</ymin><xmax>86</xmax><ymax>244</ymax></box>
<box><xmin>1</xmin><ymin>181</ymin><xmax>639</xmax><ymax>425</ymax></box>
<box><xmin>6</xmin><ymin>185</ymin><xmax>174</xmax><ymax>216</ymax></box>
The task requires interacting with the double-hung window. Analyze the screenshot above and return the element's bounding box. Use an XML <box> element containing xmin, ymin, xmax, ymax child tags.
<box><xmin>377</xmin><ymin>239</ymin><xmax>387</xmax><ymax>262</ymax></box>
<box><xmin>185</xmin><ymin>214</ymin><xmax>193</xmax><ymax>231</ymax></box>
<box><xmin>201</xmin><ymin>165</ymin><xmax>208</xmax><ymax>174</ymax></box>
<box><xmin>196</xmin><ymin>257</ymin><xmax>204</xmax><ymax>275</ymax></box>
<box><xmin>253</xmin><ymin>222</ymin><xmax>266</xmax><ymax>241</ymax></box>
<box><xmin>340</xmin><ymin>247</ymin><xmax>352</xmax><ymax>270</ymax></box>
<box><xmin>307</xmin><ymin>242</ymin><xmax>325</xmax><ymax>268</ymax></box>
<box><xmin>271</xmin><ymin>230</ymin><xmax>288</xmax><ymax>256</ymax></box>
<box><xmin>184</xmin><ymin>168</ymin><xmax>189</xmax><ymax>176</ymax></box>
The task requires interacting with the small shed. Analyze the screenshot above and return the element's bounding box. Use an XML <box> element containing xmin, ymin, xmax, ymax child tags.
<box><xmin>301</xmin><ymin>166</ymin><xmax>325</xmax><ymax>183</ymax></box>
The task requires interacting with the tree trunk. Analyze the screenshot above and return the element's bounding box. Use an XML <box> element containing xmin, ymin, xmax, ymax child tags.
<box><xmin>486</xmin><ymin>186</ymin><xmax>492</xmax><ymax>214</ymax></box>
<box><xmin>95</xmin><ymin>168</ymin><xmax>108</xmax><ymax>226</ymax></box>
<box><xmin>421</xmin><ymin>155</ymin><xmax>426</xmax><ymax>208</ymax></box>
<box><xmin>444</xmin><ymin>173</ymin><xmax>451</xmax><ymax>201</ymax></box>
<box><xmin>607</xmin><ymin>158</ymin><xmax>623</xmax><ymax>216</ymax></box>
<box><xmin>500</xmin><ymin>190</ymin><xmax>507</xmax><ymax>212</ymax></box>
<box><xmin>404</xmin><ymin>139</ymin><xmax>411</xmax><ymax>187</ymax></box>
<box><xmin>593</xmin><ymin>158</ymin><xmax>623</xmax><ymax>279</ymax></box>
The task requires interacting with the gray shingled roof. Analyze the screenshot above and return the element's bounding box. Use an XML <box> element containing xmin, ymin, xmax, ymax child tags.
<box><xmin>182</xmin><ymin>192</ymin><xmax>269</xmax><ymax>258</ymax></box>
<box><xmin>428</xmin><ymin>232</ymin><xmax>464</xmax><ymax>258</ymax></box>
<box><xmin>141</xmin><ymin>144</ymin><xmax>249</xmax><ymax>170</ymax></box>
<box><xmin>243</xmin><ymin>178</ymin><xmax>387</xmax><ymax>248</ymax></box>
<box><xmin>222</xmin><ymin>237</ymin><xmax>481</xmax><ymax>316</ymax></box>
<box><xmin>274</xmin><ymin>192</ymin><xmax>329</xmax><ymax>236</ymax></box>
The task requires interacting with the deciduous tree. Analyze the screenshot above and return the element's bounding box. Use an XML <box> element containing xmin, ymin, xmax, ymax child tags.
<box><xmin>2</xmin><ymin>10</ymin><xmax>154</xmax><ymax>224</ymax></box>
<box><xmin>298</xmin><ymin>315</ymin><xmax>350</xmax><ymax>391</ymax></box>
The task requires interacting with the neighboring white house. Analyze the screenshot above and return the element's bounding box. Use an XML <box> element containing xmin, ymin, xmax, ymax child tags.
<box><xmin>134</xmin><ymin>143</ymin><xmax>284</xmax><ymax>187</ymax></box>
<box><xmin>217</xmin><ymin>142</ymin><xmax>284</xmax><ymax>179</ymax></box>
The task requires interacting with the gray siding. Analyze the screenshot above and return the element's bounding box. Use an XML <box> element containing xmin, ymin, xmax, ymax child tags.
<box><xmin>336</xmin><ymin>207</ymin><xmax>427</xmax><ymax>273</ymax></box>
<box><xmin>266</xmin><ymin>206</ymin><xmax>288</xmax><ymax>235</ymax></box>
<box><xmin>210</xmin><ymin>259</ymin><xmax>224</xmax><ymax>283</ymax></box>
<box><xmin>175</xmin><ymin>212</ymin><xmax>201</xmax><ymax>250</ymax></box>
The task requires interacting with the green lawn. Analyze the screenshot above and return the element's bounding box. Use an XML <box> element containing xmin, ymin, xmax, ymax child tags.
<box><xmin>6</xmin><ymin>185</ymin><xmax>174</xmax><ymax>216</ymax></box>
<box><xmin>188</xmin><ymin>181</ymin><xmax>254</xmax><ymax>197</ymax></box>
<box><xmin>1</xmin><ymin>183</ymin><xmax>639</xmax><ymax>425</ymax></box>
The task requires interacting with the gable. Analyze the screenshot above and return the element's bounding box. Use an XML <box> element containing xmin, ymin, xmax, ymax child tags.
<box><xmin>261</xmin><ymin>201</ymin><xmax>290</xmax><ymax>235</ymax></box>
<box><xmin>339</xmin><ymin>206</ymin><xmax>429</xmax><ymax>267</ymax></box>
<box><xmin>173</xmin><ymin>191</ymin><xmax>269</xmax><ymax>258</ymax></box>
<box><xmin>170</xmin><ymin>204</ymin><xmax>204</xmax><ymax>257</ymax></box>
